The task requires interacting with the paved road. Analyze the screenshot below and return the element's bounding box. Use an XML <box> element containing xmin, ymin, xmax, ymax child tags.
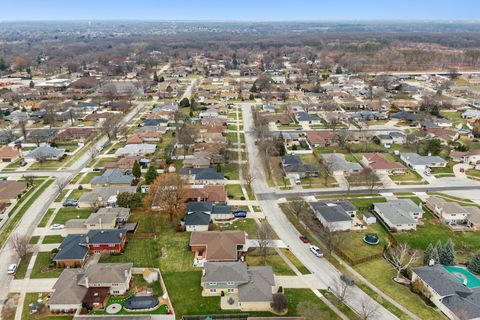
<box><xmin>241</xmin><ymin>105</ymin><xmax>398</xmax><ymax>320</ymax></box>
<box><xmin>0</xmin><ymin>100</ymin><xmax>152</xmax><ymax>312</ymax></box>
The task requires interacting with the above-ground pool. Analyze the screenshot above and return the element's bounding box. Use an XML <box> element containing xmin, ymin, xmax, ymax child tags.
<box><xmin>444</xmin><ymin>266</ymin><xmax>480</xmax><ymax>289</ymax></box>
<box><xmin>363</xmin><ymin>234</ymin><xmax>380</xmax><ymax>245</ymax></box>
<box><xmin>124</xmin><ymin>296</ymin><xmax>159</xmax><ymax>311</ymax></box>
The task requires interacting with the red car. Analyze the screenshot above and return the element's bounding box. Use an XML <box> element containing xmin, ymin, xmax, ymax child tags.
<box><xmin>299</xmin><ymin>235</ymin><xmax>309</xmax><ymax>243</ymax></box>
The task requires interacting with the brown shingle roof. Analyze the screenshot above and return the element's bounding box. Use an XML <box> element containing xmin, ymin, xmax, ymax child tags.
<box><xmin>190</xmin><ymin>231</ymin><xmax>246</xmax><ymax>261</ymax></box>
<box><xmin>0</xmin><ymin>146</ymin><xmax>20</xmax><ymax>159</ymax></box>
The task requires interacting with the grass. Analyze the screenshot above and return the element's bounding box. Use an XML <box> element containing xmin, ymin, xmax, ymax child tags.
<box><xmin>349</xmin><ymin>197</ymin><xmax>387</xmax><ymax>212</ymax></box>
<box><xmin>29</xmin><ymin>158</ymin><xmax>69</xmax><ymax>170</ymax></box>
<box><xmin>38</xmin><ymin>209</ymin><xmax>55</xmax><ymax>228</ymax></box>
<box><xmin>22</xmin><ymin>292</ymin><xmax>73</xmax><ymax>320</ymax></box>
<box><xmin>220</xmin><ymin>163</ymin><xmax>240</xmax><ymax>180</ymax></box>
<box><xmin>322</xmin><ymin>290</ymin><xmax>361</xmax><ymax>320</ymax></box>
<box><xmin>90</xmin><ymin>157</ymin><xmax>117</xmax><ymax>168</ymax></box>
<box><xmin>79</xmin><ymin>171</ymin><xmax>102</xmax><ymax>184</ymax></box>
<box><xmin>68</xmin><ymin>188</ymin><xmax>91</xmax><ymax>200</ymax></box>
<box><xmin>355</xmin><ymin>259</ymin><xmax>443</xmax><ymax>320</ymax></box>
<box><xmin>280</xmin><ymin>248</ymin><xmax>311</xmax><ymax>274</ymax></box>
<box><xmin>389</xmin><ymin>168</ymin><xmax>423</xmax><ymax>182</ymax></box>
<box><xmin>29</xmin><ymin>236</ymin><xmax>40</xmax><ymax>244</ymax></box>
<box><xmin>227</xmin><ymin>132</ymin><xmax>238</xmax><ymax>143</ymax></box>
<box><xmin>30</xmin><ymin>252</ymin><xmax>63</xmax><ymax>279</ymax></box>
<box><xmin>42</xmin><ymin>235</ymin><xmax>64</xmax><ymax>244</ymax></box>
<box><xmin>54</xmin><ymin>189</ymin><xmax>68</xmax><ymax>202</ymax></box>
<box><xmin>213</xmin><ymin>218</ymin><xmax>258</xmax><ymax>237</ymax></box>
<box><xmin>14</xmin><ymin>252</ymin><xmax>33</xmax><ymax>279</ymax></box>
<box><xmin>225</xmin><ymin>184</ymin><xmax>244</xmax><ymax>199</ymax></box>
<box><xmin>285</xmin><ymin>289</ymin><xmax>342</xmax><ymax>320</ymax></box>
<box><xmin>51</xmin><ymin>208</ymin><xmax>93</xmax><ymax>225</ymax></box>
<box><xmin>246</xmin><ymin>248</ymin><xmax>296</xmax><ymax>275</ymax></box>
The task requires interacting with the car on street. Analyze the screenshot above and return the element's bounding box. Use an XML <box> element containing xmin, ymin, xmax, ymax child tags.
<box><xmin>233</xmin><ymin>210</ymin><xmax>247</xmax><ymax>218</ymax></box>
<box><xmin>63</xmin><ymin>199</ymin><xmax>78</xmax><ymax>207</ymax></box>
<box><xmin>7</xmin><ymin>264</ymin><xmax>17</xmax><ymax>275</ymax></box>
<box><xmin>50</xmin><ymin>224</ymin><xmax>65</xmax><ymax>230</ymax></box>
<box><xmin>309</xmin><ymin>245</ymin><xmax>323</xmax><ymax>257</ymax></box>
<box><xmin>340</xmin><ymin>274</ymin><xmax>355</xmax><ymax>286</ymax></box>
<box><xmin>424</xmin><ymin>170</ymin><xmax>431</xmax><ymax>176</ymax></box>
<box><xmin>299</xmin><ymin>235</ymin><xmax>309</xmax><ymax>243</ymax></box>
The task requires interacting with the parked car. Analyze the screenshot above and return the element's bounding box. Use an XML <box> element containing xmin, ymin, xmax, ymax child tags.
<box><xmin>92</xmin><ymin>167</ymin><xmax>103</xmax><ymax>172</ymax></box>
<box><xmin>340</xmin><ymin>274</ymin><xmax>355</xmax><ymax>286</ymax></box>
<box><xmin>233</xmin><ymin>210</ymin><xmax>247</xmax><ymax>218</ymax></box>
<box><xmin>299</xmin><ymin>235</ymin><xmax>309</xmax><ymax>243</ymax></box>
<box><xmin>63</xmin><ymin>199</ymin><xmax>78</xmax><ymax>207</ymax></box>
<box><xmin>50</xmin><ymin>224</ymin><xmax>65</xmax><ymax>230</ymax></box>
<box><xmin>424</xmin><ymin>170</ymin><xmax>431</xmax><ymax>176</ymax></box>
<box><xmin>7</xmin><ymin>264</ymin><xmax>17</xmax><ymax>275</ymax></box>
<box><xmin>309</xmin><ymin>245</ymin><xmax>323</xmax><ymax>258</ymax></box>
<box><xmin>20</xmin><ymin>161</ymin><xmax>27</xmax><ymax>167</ymax></box>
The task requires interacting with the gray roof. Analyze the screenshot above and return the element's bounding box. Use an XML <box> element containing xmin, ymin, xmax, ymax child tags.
<box><xmin>401</xmin><ymin>153</ymin><xmax>447</xmax><ymax>166</ymax></box>
<box><xmin>212</xmin><ymin>205</ymin><xmax>231</xmax><ymax>214</ymax></box>
<box><xmin>78</xmin><ymin>262</ymin><xmax>132</xmax><ymax>286</ymax></box>
<box><xmin>53</xmin><ymin>234</ymin><xmax>89</xmax><ymax>261</ymax></box>
<box><xmin>84</xmin><ymin>211</ymin><xmax>117</xmax><ymax>226</ymax></box>
<box><xmin>48</xmin><ymin>269</ymin><xmax>87</xmax><ymax>306</ymax></box>
<box><xmin>239</xmin><ymin>266</ymin><xmax>275</xmax><ymax>303</ymax></box>
<box><xmin>374</xmin><ymin>199</ymin><xmax>420</xmax><ymax>225</ymax></box>
<box><xmin>78</xmin><ymin>186</ymin><xmax>137</xmax><ymax>203</ymax></box>
<box><xmin>282</xmin><ymin>155</ymin><xmax>302</xmax><ymax>166</ymax></box>
<box><xmin>203</xmin><ymin>261</ymin><xmax>249</xmax><ymax>283</ymax></box>
<box><xmin>322</xmin><ymin>153</ymin><xmax>362</xmax><ymax>172</ymax></box>
<box><xmin>91</xmin><ymin>169</ymin><xmax>133</xmax><ymax>185</ymax></box>
<box><xmin>25</xmin><ymin>145</ymin><xmax>65</xmax><ymax>159</ymax></box>
<box><xmin>310</xmin><ymin>202</ymin><xmax>352</xmax><ymax>223</ymax></box>
<box><xmin>185</xmin><ymin>211</ymin><xmax>211</xmax><ymax>226</ymax></box>
<box><xmin>115</xmin><ymin>144</ymin><xmax>156</xmax><ymax>156</ymax></box>
<box><xmin>179</xmin><ymin>168</ymin><xmax>225</xmax><ymax>180</ymax></box>
<box><xmin>296</xmin><ymin>112</ymin><xmax>321</xmax><ymax>122</ymax></box>
<box><xmin>96</xmin><ymin>207</ymin><xmax>131</xmax><ymax>221</ymax></box>
<box><xmin>187</xmin><ymin>201</ymin><xmax>213</xmax><ymax>213</ymax></box>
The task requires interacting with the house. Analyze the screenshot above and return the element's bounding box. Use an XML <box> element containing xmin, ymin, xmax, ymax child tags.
<box><xmin>373</xmin><ymin>199</ymin><xmax>423</xmax><ymax>231</ymax></box>
<box><xmin>305</xmin><ymin>131</ymin><xmax>336</xmax><ymax>147</ymax></box>
<box><xmin>190</xmin><ymin>231</ymin><xmax>247</xmax><ymax>267</ymax></box>
<box><xmin>90</xmin><ymin>169</ymin><xmax>134</xmax><ymax>186</ymax></box>
<box><xmin>53</xmin><ymin>229</ymin><xmax>127</xmax><ymax>267</ymax></box>
<box><xmin>25</xmin><ymin>145</ymin><xmax>66</xmax><ymax>162</ymax></box>
<box><xmin>179</xmin><ymin>168</ymin><xmax>225</xmax><ymax>185</ymax></box>
<box><xmin>425</xmin><ymin>196</ymin><xmax>480</xmax><ymax>229</ymax></box>
<box><xmin>0</xmin><ymin>146</ymin><xmax>20</xmax><ymax>162</ymax></box>
<box><xmin>412</xmin><ymin>265</ymin><xmax>480</xmax><ymax>320</ymax></box>
<box><xmin>0</xmin><ymin>180</ymin><xmax>27</xmax><ymax>203</ymax></box>
<box><xmin>462</xmin><ymin>109</ymin><xmax>480</xmax><ymax>119</ymax></box>
<box><xmin>183</xmin><ymin>151</ymin><xmax>213</xmax><ymax>168</ymax></box>
<box><xmin>400</xmin><ymin>153</ymin><xmax>447</xmax><ymax>171</ymax></box>
<box><xmin>361</xmin><ymin>153</ymin><xmax>406</xmax><ymax>175</ymax></box>
<box><xmin>201</xmin><ymin>262</ymin><xmax>276</xmax><ymax>311</ymax></box>
<box><xmin>281</xmin><ymin>155</ymin><xmax>319</xmax><ymax>179</ymax></box>
<box><xmin>47</xmin><ymin>263</ymin><xmax>132</xmax><ymax>312</ymax></box>
<box><xmin>450</xmin><ymin>149</ymin><xmax>480</xmax><ymax>164</ymax></box>
<box><xmin>309</xmin><ymin>201</ymin><xmax>356</xmax><ymax>231</ymax></box>
<box><xmin>295</xmin><ymin>112</ymin><xmax>322</xmax><ymax>125</ymax></box>
<box><xmin>78</xmin><ymin>186</ymin><xmax>137</xmax><ymax>208</ymax></box>
<box><xmin>186</xmin><ymin>185</ymin><xmax>227</xmax><ymax>203</ymax></box>
<box><xmin>321</xmin><ymin>153</ymin><xmax>362</xmax><ymax>175</ymax></box>
<box><xmin>103</xmin><ymin>156</ymin><xmax>140</xmax><ymax>170</ymax></box>
<box><xmin>115</xmin><ymin>144</ymin><xmax>156</xmax><ymax>156</ymax></box>
<box><xmin>184</xmin><ymin>201</ymin><xmax>213</xmax><ymax>231</ymax></box>
<box><xmin>375</xmin><ymin>132</ymin><xmax>406</xmax><ymax>148</ymax></box>
<box><xmin>66</xmin><ymin>207</ymin><xmax>131</xmax><ymax>234</ymax></box>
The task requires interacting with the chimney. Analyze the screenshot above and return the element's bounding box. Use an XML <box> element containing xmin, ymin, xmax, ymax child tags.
<box><xmin>85</xmin><ymin>276</ymin><xmax>89</xmax><ymax>288</ymax></box>
<box><xmin>99</xmin><ymin>217</ymin><xmax>102</xmax><ymax>228</ymax></box>
<box><xmin>124</xmin><ymin>269</ymin><xmax>129</xmax><ymax>279</ymax></box>
<box><xmin>85</xmin><ymin>236</ymin><xmax>89</xmax><ymax>243</ymax></box>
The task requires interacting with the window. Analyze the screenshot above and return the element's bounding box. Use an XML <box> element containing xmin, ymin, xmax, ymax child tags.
<box><xmin>210</xmin><ymin>289</ymin><xmax>216</xmax><ymax>293</ymax></box>
<box><xmin>208</xmin><ymin>282</ymin><xmax>217</xmax><ymax>286</ymax></box>
<box><xmin>227</xmin><ymin>281</ymin><xmax>235</xmax><ymax>286</ymax></box>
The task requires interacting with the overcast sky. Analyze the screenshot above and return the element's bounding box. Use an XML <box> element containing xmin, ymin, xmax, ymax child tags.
<box><xmin>0</xmin><ymin>0</ymin><xmax>479</xmax><ymax>21</ymax></box>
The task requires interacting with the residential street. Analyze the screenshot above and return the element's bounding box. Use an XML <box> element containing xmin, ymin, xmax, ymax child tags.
<box><xmin>241</xmin><ymin>105</ymin><xmax>399</xmax><ymax>320</ymax></box>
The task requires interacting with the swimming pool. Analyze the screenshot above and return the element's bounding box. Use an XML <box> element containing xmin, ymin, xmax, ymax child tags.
<box><xmin>444</xmin><ymin>266</ymin><xmax>480</xmax><ymax>289</ymax></box>
<box><xmin>124</xmin><ymin>296</ymin><xmax>159</xmax><ymax>311</ymax></box>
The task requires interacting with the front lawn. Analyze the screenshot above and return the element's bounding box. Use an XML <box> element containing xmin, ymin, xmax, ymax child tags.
<box><xmin>69</xmin><ymin>188</ymin><xmax>92</xmax><ymax>200</ymax></box>
<box><xmin>213</xmin><ymin>218</ymin><xmax>258</xmax><ymax>237</ymax></box>
<box><xmin>100</xmin><ymin>238</ymin><xmax>158</xmax><ymax>267</ymax></box>
<box><xmin>22</xmin><ymin>293</ymin><xmax>73</xmax><ymax>320</ymax></box>
<box><xmin>38</xmin><ymin>209</ymin><xmax>55</xmax><ymax>227</ymax></box>
<box><xmin>31</xmin><ymin>252</ymin><xmax>63</xmax><ymax>279</ymax></box>
<box><xmin>79</xmin><ymin>172</ymin><xmax>102</xmax><ymax>184</ymax></box>
<box><xmin>280</xmin><ymin>248</ymin><xmax>311</xmax><ymax>274</ymax></box>
<box><xmin>51</xmin><ymin>208</ymin><xmax>93</xmax><ymax>225</ymax></box>
<box><xmin>42</xmin><ymin>235</ymin><xmax>64</xmax><ymax>244</ymax></box>
<box><xmin>225</xmin><ymin>184</ymin><xmax>244</xmax><ymax>199</ymax></box>
<box><xmin>220</xmin><ymin>163</ymin><xmax>240</xmax><ymax>180</ymax></box>
<box><xmin>246</xmin><ymin>248</ymin><xmax>296</xmax><ymax>275</ymax></box>
<box><xmin>389</xmin><ymin>168</ymin><xmax>424</xmax><ymax>182</ymax></box>
<box><xmin>14</xmin><ymin>253</ymin><xmax>33</xmax><ymax>279</ymax></box>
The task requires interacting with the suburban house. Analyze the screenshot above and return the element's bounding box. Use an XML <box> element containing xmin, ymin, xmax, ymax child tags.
<box><xmin>0</xmin><ymin>146</ymin><xmax>21</xmax><ymax>162</ymax></box>
<box><xmin>462</xmin><ymin>109</ymin><xmax>480</xmax><ymax>119</ymax></box>
<box><xmin>186</xmin><ymin>185</ymin><xmax>227</xmax><ymax>203</ymax></box>
<box><xmin>0</xmin><ymin>180</ymin><xmax>27</xmax><ymax>204</ymax></box>
<box><xmin>373</xmin><ymin>199</ymin><xmax>423</xmax><ymax>231</ymax></box>
<box><xmin>183</xmin><ymin>201</ymin><xmax>233</xmax><ymax>230</ymax></box>
<box><xmin>90</xmin><ymin>169</ymin><xmax>134</xmax><ymax>186</ymax></box>
<box><xmin>361</xmin><ymin>153</ymin><xmax>406</xmax><ymax>175</ymax></box>
<box><xmin>321</xmin><ymin>153</ymin><xmax>362</xmax><ymax>175</ymax></box>
<box><xmin>183</xmin><ymin>151</ymin><xmax>213</xmax><ymax>168</ymax></box>
<box><xmin>295</xmin><ymin>112</ymin><xmax>322</xmax><ymax>125</ymax></box>
<box><xmin>66</xmin><ymin>207</ymin><xmax>131</xmax><ymax>234</ymax></box>
<box><xmin>25</xmin><ymin>145</ymin><xmax>66</xmax><ymax>162</ymax></box>
<box><xmin>310</xmin><ymin>201</ymin><xmax>356</xmax><ymax>231</ymax></box>
<box><xmin>281</xmin><ymin>155</ymin><xmax>319</xmax><ymax>179</ymax></box>
<box><xmin>77</xmin><ymin>186</ymin><xmax>137</xmax><ymax>208</ymax></box>
<box><xmin>305</xmin><ymin>131</ymin><xmax>336</xmax><ymax>147</ymax></box>
<box><xmin>450</xmin><ymin>149</ymin><xmax>480</xmax><ymax>164</ymax></box>
<box><xmin>201</xmin><ymin>262</ymin><xmax>276</xmax><ymax>311</ymax></box>
<box><xmin>425</xmin><ymin>196</ymin><xmax>480</xmax><ymax>229</ymax></box>
<box><xmin>47</xmin><ymin>263</ymin><xmax>132</xmax><ymax>312</ymax></box>
<box><xmin>400</xmin><ymin>153</ymin><xmax>447</xmax><ymax>171</ymax></box>
<box><xmin>115</xmin><ymin>144</ymin><xmax>156</xmax><ymax>156</ymax></box>
<box><xmin>412</xmin><ymin>265</ymin><xmax>480</xmax><ymax>320</ymax></box>
<box><xmin>179</xmin><ymin>168</ymin><xmax>225</xmax><ymax>185</ymax></box>
<box><xmin>375</xmin><ymin>132</ymin><xmax>406</xmax><ymax>148</ymax></box>
<box><xmin>53</xmin><ymin>229</ymin><xmax>127</xmax><ymax>267</ymax></box>
<box><xmin>190</xmin><ymin>231</ymin><xmax>247</xmax><ymax>267</ymax></box>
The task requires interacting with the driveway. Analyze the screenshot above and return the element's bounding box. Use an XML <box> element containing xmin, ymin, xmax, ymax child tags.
<box><xmin>453</xmin><ymin>163</ymin><xmax>472</xmax><ymax>179</ymax></box>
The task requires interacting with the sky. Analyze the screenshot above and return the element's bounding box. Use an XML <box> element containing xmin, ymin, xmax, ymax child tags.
<box><xmin>0</xmin><ymin>0</ymin><xmax>479</xmax><ymax>21</ymax></box>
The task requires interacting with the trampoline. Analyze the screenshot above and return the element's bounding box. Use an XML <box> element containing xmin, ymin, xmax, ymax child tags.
<box><xmin>124</xmin><ymin>296</ymin><xmax>159</xmax><ymax>311</ymax></box>
<box><xmin>363</xmin><ymin>233</ymin><xmax>380</xmax><ymax>245</ymax></box>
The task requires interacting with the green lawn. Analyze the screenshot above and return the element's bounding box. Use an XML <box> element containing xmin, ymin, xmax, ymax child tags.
<box><xmin>322</xmin><ymin>290</ymin><xmax>361</xmax><ymax>320</ymax></box>
<box><xmin>30</xmin><ymin>252</ymin><xmax>63</xmax><ymax>279</ymax></box>
<box><xmin>220</xmin><ymin>163</ymin><xmax>240</xmax><ymax>180</ymax></box>
<box><xmin>390</xmin><ymin>168</ymin><xmax>424</xmax><ymax>182</ymax></box>
<box><xmin>213</xmin><ymin>218</ymin><xmax>258</xmax><ymax>238</ymax></box>
<box><xmin>29</xmin><ymin>157</ymin><xmax>69</xmax><ymax>170</ymax></box>
<box><xmin>22</xmin><ymin>292</ymin><xmax>73</xmax><ymax>320</ymax></box>
<box><xmin>349</xmin><ymin>197</ymin><xmax>387</xmax><ymax>212</ymax></box>
<box><xmin>68</xmin><ymin>188</ymin><xmax>91</xmax><ymax>200</ymax></box>
<box><xmin>90</xmin><ymin>157</ymin><xmax>117</xmax><ymax>168</ymax></box>
<box><xmin>225</xmin><ymin>184</ymin><xmax>244</xmax><ymax>199</ymax></box>
<box><xmin>280</xmin><ymin>248</ymin><xmax>311</xmax><ymax>274</ymax></box>
<box><xmin>54</xmin><ymin>189</ymin><xmax>69</xmax><ymax>202</ymax></box>
<box><xmin>227</xmin><ymin>132</ymin><xmax>238</xmax><ymax>143</ymax></box>
<box><xmin>355</xmin><ymin>259</ymin><xmax>443</xmax><ymax>320</ymax></box>
<box><xmin>79</xmin><ymin>171</ymin><xmax>102</xmax><ymax>184</ymax></box>
<box><xmin>246</xmin><ymin>248</ymin><xmax>296</xmax><ymax>275</ymax></box>
<box><xmin>29</xmin><ymin>236</ymin><xmax>40</xmax><ymax>244</ymax></box>
<box><xmin>14</xmin><ymin>253</ymin><xmax>33</xmax><ymax>279</ymax></box>
<box><xmin>38</xmin><ymin>209</ymin><xmax>55</xmax><ymax>227</ymax></box>
<box><xmin>285</xmin><ymin>289</ymin><xmax>342</xmax><ymax>320</ymax></box>
<box><xmin>100</xmin><ymin>237</ymin><xmax>158</xmax><ymax>267</ymax></box>
<box><xmin>42</xmin><ymin>235</ymin><xmax>64</xmax><ymax>244</ymax></box>
<box><xmin>51</xmin><ymin>208</ymin><xmax>93</xmax><ymax>225</ymax></box>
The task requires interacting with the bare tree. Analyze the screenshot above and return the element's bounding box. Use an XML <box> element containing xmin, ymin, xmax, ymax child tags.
<box><xmin>68</xmin><ymin>108</ymin><xmax>76</xmax><ymax>126</ymax></box>
<box><xmin>145</xmin><ymin>173</ymin><xmax>187</xmax><ymax>222</ymax></box>
<box><xmin>178</xmin><ymin>123</ymin><xmax>197</xmax><ymax>158</ymax></box>
<box><xmin>55</xmin><ymin>178</ymin><xmax>69</xmax><ymax>193</ymax></box>
<box><xmin>88</xmin><ymin>146</ymin><xmax>100</xmax><ymax>163</ymax></box>
<box><xmin>334</xmin><ymin>277</ymin><xmax>352</xmax><ymax>303</ymax></box>
<box><xmin>288</xmin><ymin>199</ymin><xmax>307</xmax><ymax>219</ymax></box>
<box><xmin>334</xmin><ymin>128</ymin><xmax>351</xmax><ymax>148</ymax></box>
<box><xmin>256</xmin><ymin>221</ymin><xmax>273</xmax><ymax>265</ymax></box>
<box><xmin>385</xmin><ymin>243</ymin><xmax>419</xmax><ymax>281</ymax></box>
<box><xmin>103</xmin><ymin>83</ymin><xmax>118</xmax><ymax>101</ymax></box>
<box><xmin>321</xmin><ymin>157</ymin><xmax>336</xmax><ymax>186</ymax></box>
<box><xmin>361</xmin><ymin>168</ymin><xmax>381</xmax><ymax>194</ymax></box>
<box><xmin>23</xmin><ymin>175</ymin><xmax>35</xmax><ymax>188</ymax></box>
<box><xmin>18</xmin><ymin>119</ymin><xmax>28</xmax><ymax>141</ymax></box>
<box><xmin>101</xmin><ymin>114</ymin><xmax>121</xmax><ymax>140</ymax></box>
<box><xmin>320</xmin><ymin>227</ymin><xmax>347</xmax><ymax>253</ymax></box>
<box><xmin>359</xmin><ymin>297</ymin><xmax>379</xmax><ymax>320</ymax></box>
<box><xmin>10</xmin><ymin>233</ymin><xmax>30</xmax><ymax>259</ymax></box>
<box><xmin>243</xmin><ymin>166</ymin><xmax>256</xmax><ymax>190</ymax></box>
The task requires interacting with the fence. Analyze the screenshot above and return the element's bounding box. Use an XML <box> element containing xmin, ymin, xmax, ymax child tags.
<box><xmin>182</xmin><ymin>315</ymin><xmax>248</xmax><ymax>320</ymax></box>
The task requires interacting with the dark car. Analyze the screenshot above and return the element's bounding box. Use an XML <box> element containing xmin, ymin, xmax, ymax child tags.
<box><xmin>92</xmin><ymin>167</ymin><xmax>103</xmax><ymax>172</ymax></box>
<box><xmin>63</xmin><ymin>199</ymin><xmax>78</xmax><ymax>207</ymax></box>
<box><xmin>233</xmin><ymin>210</ymin><xmax>247</xmax><ymax>218</ymax></box>
<box><xmin>340</xmin><ymin>274</ymin><xmax>355</xmax><ymax>286</ymax></box>
<box><xmin>299</xmin><ymin>235</ymin><xmax>309</xmax><ymax>243</ymax></box>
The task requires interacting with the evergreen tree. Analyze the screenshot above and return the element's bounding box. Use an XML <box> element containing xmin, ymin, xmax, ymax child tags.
<box><xmin>441</xmin><ymin>239</ymin><xmax>455</xmax><ymax>265</ymax></box>
<box><xmin>433</xmin><ymin>240</ymin><xmax>443</xmax><ymax>264</ymax></box>
<box><xmin>159</xmin><ymin>76</ymin><xmax>165</xmax><ymax>83</ymax></box>
<box><xmin>469</xmin><ymin>251</ymin><xmax>480</xmax><ymax>274</ymax></box>
<box><xmin>423</xmin><ymin>243</ymin><xmax>433</xmax><ymax>265</ymax></box>
<box><xmin>335</xmin><ymin>66</ymin><xmax>343</xmax><ymax>74</ymax></box>
<box><xmin>179</xmin><ymin>97</ymin><xmax>190</xmax><ymax>108</ymax></box>
<box><xmin>250</xmin><ymin>83</ymin><xmax>258</xmax><ymax>93</ymax></box>
<box><xmin>0</xmin><ymin>58</ymin><xmax>7</xmax><ymax>71</ymax></box>
<box><xmin>153</xmin><ymin>71</ymin><xmax>159</xmax><ymax>83</ymax></box>
<box><xmin>132</xmin><ymin>160</ymin><xmax>142</xmax><ymax>179</ymax></box>
<box><xmin>145</xmin><ymin>164</ymin><xmax>158</xmax><ymax>185</ymax></box>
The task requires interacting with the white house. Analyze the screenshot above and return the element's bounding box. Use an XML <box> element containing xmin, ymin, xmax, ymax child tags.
<box><xmin>373</xmin><ymin>199</ymin><xmax>422</xmax><ymax>231</ymax></box>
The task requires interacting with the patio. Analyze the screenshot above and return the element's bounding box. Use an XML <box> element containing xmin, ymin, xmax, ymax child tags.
<box><xmin>220</xmin><ymin>292</ymin><xmax>240</xmax><ymax>310</ymax></box>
